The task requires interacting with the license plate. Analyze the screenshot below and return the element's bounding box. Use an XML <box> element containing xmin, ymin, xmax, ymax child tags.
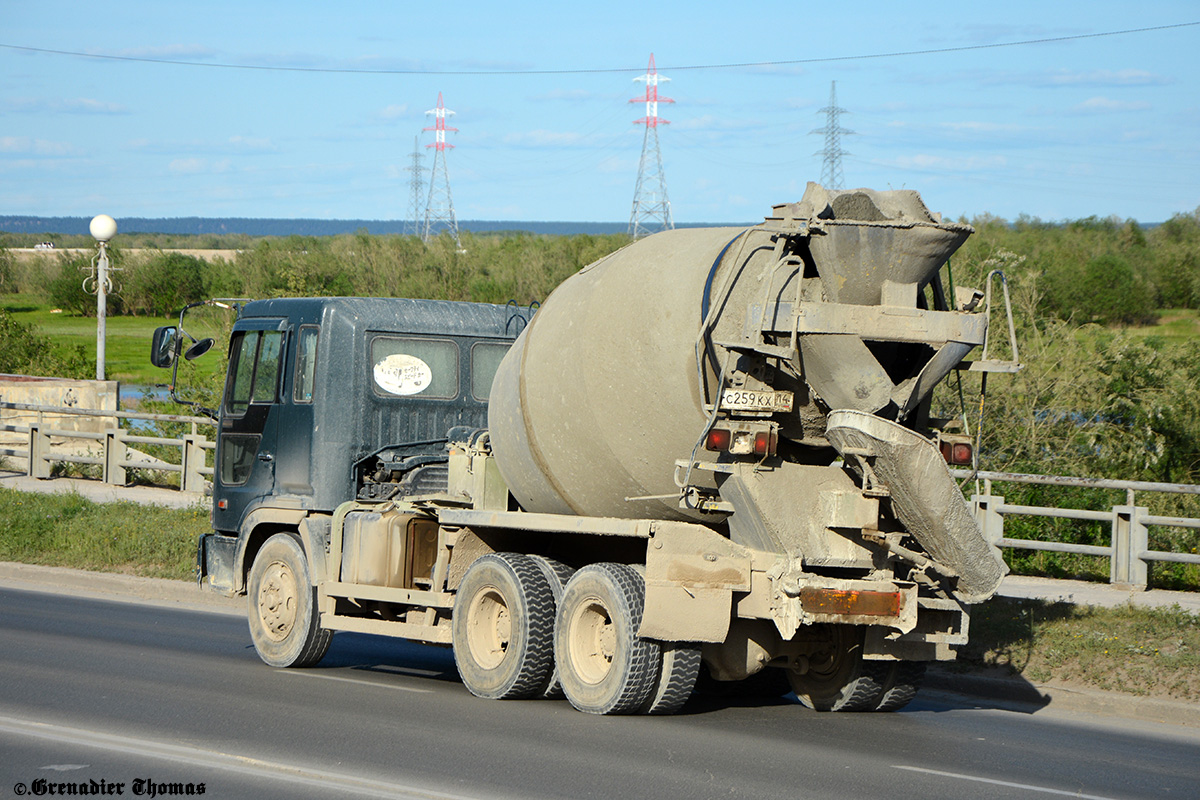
<box><xmin>719</xmin><ymin>389</ymin><xmax>794</xmax><ymax>413</ymax></box>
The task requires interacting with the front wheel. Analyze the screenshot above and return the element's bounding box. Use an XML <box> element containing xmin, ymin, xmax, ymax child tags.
<box><xmin>246</xmin><ymin>532</ymin><xmax>332</xmax><ymax>668</ymax></box>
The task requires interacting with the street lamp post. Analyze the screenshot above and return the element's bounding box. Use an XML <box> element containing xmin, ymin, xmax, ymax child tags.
<box><xmin>89</xmin><ymin>214</ymin><xmax>117</xmax><ymax>381</ymax></box>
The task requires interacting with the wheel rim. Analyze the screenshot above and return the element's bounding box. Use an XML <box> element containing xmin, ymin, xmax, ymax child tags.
<box><xmin>789</xmin><ymin>625</ymin><xmax>859</xmax><ymax>697</ymax></box>
<box><xmin>568</xmin><ymin>597</ymin><xmax>616</xmax><ymax>685</ymax></box>
<box><xmin>466</xmin><ymin>587</ymin><xmax>511</xmax><ymax>670</ymax></box>
<box><xmin>257</xmin><ymin>559</ymin><xmax>299</xmax><ymax>642</ymax></box>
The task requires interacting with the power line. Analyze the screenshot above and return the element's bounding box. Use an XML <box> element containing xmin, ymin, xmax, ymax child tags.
<box><xmin>1</xmin><ymin>22</ymin><xmax>1196</xmax><ymax>76</ymax></box>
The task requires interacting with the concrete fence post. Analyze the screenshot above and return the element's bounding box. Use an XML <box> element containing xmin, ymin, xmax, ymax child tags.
<box><xmin>971</xmin><ymin>493</ymin><xmax>1005</xmax><ymax>546</ymax></box>
<box><xmin>28</xmin><ymin>423</ymin><xmax>51</xmax><ymax>479</ymax></box>
<box><xmin>182</xmin><ymin>434</ymin><xmax>206</xmax><ymax>494</ymax></box>
<box><xmin>1111</xmin><ymin>505</ymin><xmax>1149</xmax><ymax>590</ymax></box>
<box><xmin>103</xmin><ymin>428</ymin><xmax>127</xmax><ymax>486</ymax></box>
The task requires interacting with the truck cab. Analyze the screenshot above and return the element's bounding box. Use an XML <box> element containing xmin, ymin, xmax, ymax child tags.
<box><xmin>185</xmin><ymin>296</ymin><xmax>523</xmax><ymax>597</ymax></box>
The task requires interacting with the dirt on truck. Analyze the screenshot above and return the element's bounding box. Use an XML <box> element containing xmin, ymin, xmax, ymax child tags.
<box><xmin>155</xmin><ymin>183</ymin><xmax>1019</xmax><ymax>716</ymax></box>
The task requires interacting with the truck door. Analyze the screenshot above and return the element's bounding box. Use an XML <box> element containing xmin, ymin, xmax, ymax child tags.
<box><xmin>214</xmin><ymin>319</ymin><xmax>287</xmax><ymax>533</ymax></box>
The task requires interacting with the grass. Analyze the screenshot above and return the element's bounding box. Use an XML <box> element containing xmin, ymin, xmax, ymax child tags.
<box><xmin>960</xmin><ymin>597</ymin><xmax>1200</xmax><ymax>702</ymax></box>
<box><xmin>0</xmin><ymin>486</ymin><xmax>209</xmax><ymax>580</ymax></box>
<box><xmin>1</xmin><ymin>293</ymin><xmax>226</xmax><ymax>387</ymax></box>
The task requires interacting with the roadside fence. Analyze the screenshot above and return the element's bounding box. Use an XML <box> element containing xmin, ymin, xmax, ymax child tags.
<box><xmin>955</xmin><ymin>469</ymin><xmax>1200</xmax><ymax>591</ymax></box>
<box><xmin>0</xmin><ymin>401</ymin><xmax>214</xmax><ymax>494</ymax></box>
<box><xmin>2</xmin><ymin>401</ymin><xmax>1198</xmax><ymax>591</ymax></box>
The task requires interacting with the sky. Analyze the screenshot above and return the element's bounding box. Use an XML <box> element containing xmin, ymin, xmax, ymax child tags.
<box><xmin>1</xmin><ymin>2</ymin><xmax>1198</xmax><ymax>225</ymax></box>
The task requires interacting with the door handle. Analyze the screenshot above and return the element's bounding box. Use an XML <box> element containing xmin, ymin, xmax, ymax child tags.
<box><xmin>257</xmin><ymin>453</ymin><xmax>274</xmax><ymax>463</ymax></box>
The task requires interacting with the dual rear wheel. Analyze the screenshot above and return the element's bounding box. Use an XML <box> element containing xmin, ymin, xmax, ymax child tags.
<box><xmin>452</xmin><ymin>557</ymin><xmax>700</xmax><ymax>715</ymax></box>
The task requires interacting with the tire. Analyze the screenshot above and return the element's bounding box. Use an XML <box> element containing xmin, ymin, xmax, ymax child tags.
<box><xmin>786</xmin><ymin>625</ymin><xmax>883</xmax><ymax>712</ymax></box>
<box><xmin>452</xmin><ymin>553</ymin><xmax>556</xmax><ymax>700</ymax></box>
<box><xmin>527</xmin><ymin>555</ymin><xmax>575</xmax><ymax>699</ymax></box>
<box><xmin>247</xmin><ymin>532</ymin><xmax>332</xmax><ymax>668</ymax></box>
<box><xmin>555</xmin><ymin>563</ymin><xmax>659</xmax><ymax>715</ymax></box>
<box><xmin>641</xmin><ymin>642</ymin><xmax>701</xmax><ymax>715</ymax></box>
<box><xmin>868</xmin><ymin>661</ymin><xmax>926</xmax><ymax>712</ymax></box>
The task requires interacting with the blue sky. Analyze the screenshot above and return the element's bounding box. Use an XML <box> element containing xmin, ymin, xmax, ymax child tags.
<box><xmin>2</xmin><ymin>2</ymin><xmax>1197</xmax><ymax>224</ymax></box>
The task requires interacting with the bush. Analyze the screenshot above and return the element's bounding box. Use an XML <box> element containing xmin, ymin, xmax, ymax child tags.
<box><xmin>0</xmin><ymin>308</ymin><xmax>93</xmax><ymax>378</ymax></box>
<box><xmin>46</xmin><ymin>250</ymin><xmax>124</xmax><ymax>317</ymax></box>
<box><xmin>123</xmin><ymin>252</ymin><xmax>209</xmax><ymax>315</ymax></box>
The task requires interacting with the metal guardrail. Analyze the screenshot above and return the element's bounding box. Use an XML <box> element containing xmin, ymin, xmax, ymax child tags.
<box><xmin>0</xmin><ymin>401</ymin><xmax>215</xmax><ymax>493</ymax></box>
<box><xmin>953</xmin><ymin>469</ymin><xmax>1200</xmax><ymax>590</ymax></box>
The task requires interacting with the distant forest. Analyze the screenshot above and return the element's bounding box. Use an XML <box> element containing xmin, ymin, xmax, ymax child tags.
<box><xmin>0</xmin><ymin>216</ymin><xmax>750</xmax><ymax>238</ymax></box>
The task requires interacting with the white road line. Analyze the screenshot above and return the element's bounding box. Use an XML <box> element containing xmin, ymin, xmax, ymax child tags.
<box><xmin>0</xmin><ymin>714</ymin><xmax>476</xmax><ymax>800</ymax></box>
<box><xmin>893</xmin><ymin>765</ymin><xmax>1119</xmax><ymax>800</ymax></box>
<box><xmin>279</xmin><ymin>670</ymin><xmax>435</xmax><ymax>693</ymax></box>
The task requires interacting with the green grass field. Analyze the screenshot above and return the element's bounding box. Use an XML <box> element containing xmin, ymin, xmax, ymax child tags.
<box><xmin>1</xmin><ymin>293</ymin><xmax>226</xmax><ymax>386</ymax></box>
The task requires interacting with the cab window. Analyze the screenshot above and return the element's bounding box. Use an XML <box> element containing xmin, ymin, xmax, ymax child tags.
<box><xmin>225</xmin><ymin>330</ymin><xmax>285</xmax><ymax>415</ymax></box>
<box><xmin>471</xmin><ymin>342</ymin><xmax>511</xmax><ymax>401</ymax></box>
<box><xmin>370</xmin><ymin>336</ymin><xmax>458</xmax><ymax>399</ymax></box>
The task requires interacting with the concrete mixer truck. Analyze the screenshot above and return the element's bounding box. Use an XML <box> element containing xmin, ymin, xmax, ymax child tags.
<box><xmin>155</xmin><ymin>183</ymin><xmax>1018</xmax><ymax>716</ymax></box>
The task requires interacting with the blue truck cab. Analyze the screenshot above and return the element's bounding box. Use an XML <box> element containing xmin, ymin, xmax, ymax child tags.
<box><xmin>159</xmin><ymin>296</ymin><xmax>523</xmax><ymax>599</ymax></box>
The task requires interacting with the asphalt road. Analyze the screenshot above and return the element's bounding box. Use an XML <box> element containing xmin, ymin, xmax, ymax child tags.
<box><xmin>2</xmin><ymin>586</ymin><xmax>1197</xmax><ymax>800</ymax></box>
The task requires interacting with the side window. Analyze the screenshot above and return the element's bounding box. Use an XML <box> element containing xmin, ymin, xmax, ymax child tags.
<box><xmin>224</xmin><ymin>329</ymin><xmax>285</xmax><ymax>415</ymax></box>
<box><xmin>220</xmin><ymin>434</ymin><xmax>261</xmax><ymax>486</ymax></box>
<box><xmin>253</xmin><ymin>331</ymin><xmax>283</xmax><ymax>403</ymax></box>
<box><xmin>225</xmin><ymin>332</ymin><xmax>258</xmax><ymax>416</ymax></box>
<box><xmin>293</xmin><ymin>325</ymin><xmax>319</xmax><ymax>404</ymax></box>
<box><xmin>370</xmin><ymin>336</ymin><xmax>459</xmax><ymax>399</ymax></box>
<box><xmin>471</xmin><ymin>342</ymin><xmax>511</xmax><ymax>401</ymax></box>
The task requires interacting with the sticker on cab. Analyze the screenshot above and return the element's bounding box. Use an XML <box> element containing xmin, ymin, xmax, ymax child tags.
<box><xmin>374</xmin><ymin>354</ymin><xmax>433</xmax><ymax>396</ymax></box>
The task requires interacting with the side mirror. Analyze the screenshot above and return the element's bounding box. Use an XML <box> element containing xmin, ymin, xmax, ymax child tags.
<box><xmin>151</xmin><ymin>326</ymin><xmax>178</xmax><ymax>368</ymax></box>
<box><xmin>185</xmin><ymin>337</ymin><xmax>215</xmax><ymax>361</ymax></box>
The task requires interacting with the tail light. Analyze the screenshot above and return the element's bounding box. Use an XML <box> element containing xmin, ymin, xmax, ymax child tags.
<box><xmin>753</xmin><ymin>430</ymin><xmax>778</xmax><ymax>456</ymax></box>
<box><xmin>940</xmin><ymin>439</ymin><xmax>973</xmax><ymax>465</ymax></box>
<box><xmin>705</xmin><ymin>428</ymin><xmax>731</xmax><ymax>451</ymax></box>
<box><xmin>706</xmin><ymin>425</ymin><xmax>778</xmax><ymax>457</ymax></box>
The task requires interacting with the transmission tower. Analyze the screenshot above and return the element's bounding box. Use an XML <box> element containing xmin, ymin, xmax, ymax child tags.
<box><xmin>404</xmin><ymin>136</ymin><xmax>427</xmax><ymax>237</ymax></box>
<box><xmin>810</xmin><ymin>81</ymin><xmax>855</xmax><ymax>189</ymax></box>
<box><xmin>628</xmin><ymin>53</ymin><xmax>674</xmax><ymax>239</ymax></box>
<box><xmin>422</xmin><ymin>92</ymin><xmax>461</xmax><ymax>246</ymax></box>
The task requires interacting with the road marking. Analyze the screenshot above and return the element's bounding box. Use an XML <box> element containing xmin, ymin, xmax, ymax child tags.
<box><xmin>279</xmin><ymin>670</ymin><xmax>435</xmax><ymax>693</ymax></box>
<box><xmin>893</xmin><ymin>765</ymin><xmax>1119</xmax><ymax>800</ymax></box>
<box><xmin>0</xmin><ymin>714</ymin><xmax>477</xmax><ymax>800</ymax></box>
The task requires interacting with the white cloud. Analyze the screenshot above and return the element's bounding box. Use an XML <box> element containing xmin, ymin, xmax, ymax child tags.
<box><xmin>1071</xmin><ymin>96</ymin><xmax>1152</xmax><ymax>114</ymax></box>
<box><xmin>169</xmin><ymin>158</ymin><xmax>231</xmax><ymax>174</ymax></box>
<box><xmin>228</xmin><ymin>135</ymin><xmax>276</xmax><ymax>152</ymax></box>
<box><xmin>0</xmin><ymin>137</ymin><xmax>76</xmax><ymax>156</ymax></box>
<box><xmin>378</xmin><ymin>104</ymin><xmax>408</xmax><ymax>120</ymax></box>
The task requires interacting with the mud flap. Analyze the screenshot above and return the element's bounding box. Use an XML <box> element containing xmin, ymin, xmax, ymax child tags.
<box><xmin>825</xmin><ymin>409</ymin><xmax>1007</xmax><ymax>603</ymax></box>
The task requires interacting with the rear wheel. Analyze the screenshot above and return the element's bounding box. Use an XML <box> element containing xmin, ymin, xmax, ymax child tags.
<box><xmin>247</xmin><ymin>532</ymin><xmax>332</xmax><ymax>668</ymax></box>
<box><xmin>527</xmin><ymin>555</ymin><xmax>575</xmax><ymax>699</ymax></box>
<box><xmin>641</xmin><ymin>642</ymin><xmax>701</xmax><ymax>715</ymax></box>
<box><xmin>452</xmin><ymin>553</ymin><xmax>556</xmax><ymax>700</ymax></box>
<box><xmin>786</xmin><ymin>625</ymin><xmax>883</xmax><ymax>712</ymax></box>
<box><xmin>868</xmin><ymin>661</ymin><xmax>926</xmax><ymax>712</ymax></box>
<box><xmin>555</xmin><ymin>563</ymin><xmax>658</xmax><ymax>715</ymax></box>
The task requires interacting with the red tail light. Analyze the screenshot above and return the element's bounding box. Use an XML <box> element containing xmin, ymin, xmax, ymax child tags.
<box><xmin>753</xmin><ymin>430</ymin><xmax>777</xmax><ymax>456</ymax></box>
<box><xmin>940</xmin><ymin>440</ymin><xmax>973</xmax><ymax>465</ymax></box>
<box><xmin>705</xmin><ymin>428</ymin><xmax>731</xmax><ymax>451</ymax></box>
